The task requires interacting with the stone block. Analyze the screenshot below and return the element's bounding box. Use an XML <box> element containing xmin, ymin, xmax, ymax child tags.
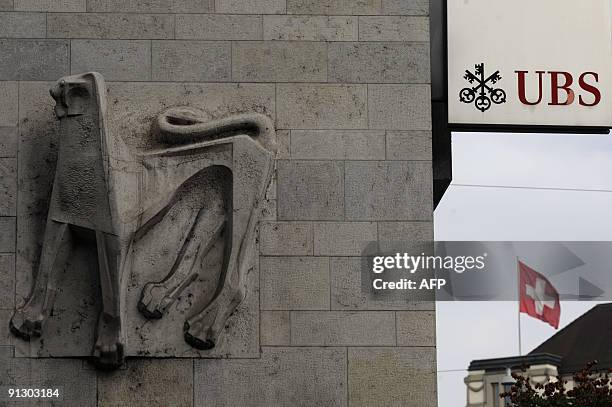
<box><xmin>261</xmin><ymin>257</ymin><xmax>330</xmax><ymax>310</ymax></box>
<box><xmin>0</xmin><ymin>254</ymin><xmax>14</xmax><ymax>309</ymax></box>
<box><xmin>0</xmin><ymin>217</ymin><xmax>15</xmax><ymax>252</ymax></box>
<box><xmin>194</xmin><ymin>347</ymin><xmax>347</xmax><ymax>407</ymax></box>
<box><xmin>0</xmin><ymin>0</ymin><xmax>12</xmax><ymax>10</ymax></box>
<box><xmin>232</xmin><ymin>41</ymin><xmax>327</xmax><ymax>83</ymax></box>
<box><xmin>378</xmin><ymin>221</ymin><xmax>433</xmax><ymax>241</ymax></box>
<box><xmin>382</xmin><ymin>0</ymin><xmax>429</xmax><ymax>15</ymax></box>
<box><xmin>263</xmin><ymin>15</ymin><xmax>358</xmax><ymax>41</ymax></box>
<box><xmin>260</xmin><ymin>311</ymin><xmax>290</xmax><ymax>345</ymax></box>
<box><xmin>47</xmin><ymin>13</ymin><xmax>174</xmax><ymax>39</ymax></box>
<box><xmin>0</xmin><ymin>310</ymin><xmax>11</xmax><ymax>344</ymax></box>
<box><xmin>386</xmin><ymin>130</ymin><xmax>432</xmax><ymax>160</ymax></box>
<box><xmin>0</xmin><ymin>40</ymin><xmax>68</xmax><ymax>81</ymax></box>
<box><xmin>0</xmin><ymin>352</ymin><xmax>97</xmax><ymax>406</ymax></box>
<box><xmin>313</xmin><ymin>222</ymin><xmax>377</xmax><ymax>256</ymax></box>
<box><xmin>14</xmin><ymin>0</ymin><xmax>85</xmax><ymax>11</ymax></box>
<box><xmin>396</xmin><ymin>311</ymin><xmax>436</xmax><ymax>346</ymax></box>
<box><xmin>345</xmin><ymin>161</ymin><xmax>432</xmax><ymax>221</ymax></box>
<box><xmin>0</xmin><ymin>12</ymin><xmax>45</xmax><ymax>38</ymax></box>
<box><xmin>287</xmin><ymin>0</ymin><xmax>381</xmax><ymax>15</ymax></box>
<box><xmin>290</xmin><ymin>130</ymin><xmax>385</xmax><ymax>160</ymax></box>
<box><xmin>87</xmin><ymin>0</ymin><xmax>213</xmax><ymax>12</ymax></box>
<box><xmin>259</xmin><ymin>222</ymin><xmax>313</xmax><ymax>256</ymax></box>
<box><xmin>329</xmin><ymin>42</ymin><xmax>430</xmax><ymax>83</ymax></box>
<box><xmin>71</xmin><ymin>40</ymin><xmax>151</xmax><ymax>81</ymax></box>
<box><xmin>152</xmin><ymin>40</ymin><xmax>231</xmax><ymax>82</ymax></box>
<box><xmin>176</xmin><ymin>0</ymin><xmax>216</xmax><ymax>11</ymax></box>
<box><xmin>0</xmin><ymin>127</ymin><xmax>17</xmax><ymax>157</ymax></box>
<box><xmin>0</xmin><ymin>82</ymin><xmax>18</xmax><ymax>127</ymax></box>
<box><xmin>0</xmin><ymin>158</ymin><xmax>16</xmax><ymax>216</ymax></box>
<box><xmin>97</xmin><ymin>359</ymin><xmax>193</xmax><ymax>407</ymax></box>
<box><xmin>277</xmin><ymin>160</ymin><xmax>344</xmax><ymax>221</ymax></box>
<box><xmin>176</xmin><ymin>14</ymin><xmax>262</xmax><ymax>40</ymax></box>
<box><xmin>359</xmin><ymin>16</ymin><xmax>429</xmax><ymax>41</ymax></box>
<box><xmin>276</xmin><ymin>129</ymin><xmax>290</xmax><ymax>159</ymax></box>
<box><xmin>291</xmin><ymin>311</ymin><xmax>395</xmax><ymax>345</ymax></box>
<box><xmin>277</xmin><ymin>84</ymin><xmax>367</xmax><ymax>129</ymax></box>
<box><xmin>368</xmin><ymin>84</ymin><xmax>431</xmax><ymax>130</ymax></box>
<box><xmin>260</xmin><ymin>196</ymin><xmax>277</xmax><ymax>221</ymax></box>
<box><xmin>348</xmin><ymin>347</ymin><xmax>436</xmax><ymax>407</ymax></box>
<box><xmin>215</xmin><ymin>0</ymin><xmax>286</xmax><ymax>14</ymax></box>
<box><xmin>330</xmin><ymin>257</ymin><xmax>435</xmax><ymax>310</ymax></box>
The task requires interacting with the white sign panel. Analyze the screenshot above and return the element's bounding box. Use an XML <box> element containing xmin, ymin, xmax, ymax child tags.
<box><xmin>448</xmin><ymin>0</ymin><xmax>612</xmax><ymax>127</ymax></box>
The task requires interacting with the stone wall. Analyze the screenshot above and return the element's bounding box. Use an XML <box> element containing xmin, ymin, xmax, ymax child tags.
<box><xmin>0</xmin><ymin>0</ymin><xmax>435</xmax><ymax>405</ymax></box>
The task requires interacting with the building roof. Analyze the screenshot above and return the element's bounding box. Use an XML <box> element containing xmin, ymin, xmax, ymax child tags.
<box><xmin>469</xmin><ymin>303</ymin><xmax>612</xmax><ymax>374</ymax></box>
<box><xmin>469</xmin><ymin>354</ymin><xmax>562</xmax><ymax>372</ymax></box>
<box><xmin>529</xmin><ymin>302</ymin><xmax>612</xmax><ymax>373</ymax></box>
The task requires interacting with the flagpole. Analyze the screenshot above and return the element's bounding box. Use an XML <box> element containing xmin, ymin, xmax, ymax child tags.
<box><xmin>517</xmin><ymin>256</ymin><xmax>522</xmax><ymax>356</ymax></box>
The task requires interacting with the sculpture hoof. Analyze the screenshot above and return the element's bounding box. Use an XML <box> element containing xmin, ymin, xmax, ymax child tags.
<box><xmin>9</xmin><ymin>312</ymin><xmax>43</xmax><ymax>341</ymax></box>
<box><xmin>137</xmin><ymin>284</ymin><xmax>170</xmax><ymax>320</ymax></box>
<box><xmin>94</xmin><ymin>314</ymin><xmax>124</xmax><ymax>370</ymax></box>
<box><xmin>93</xmin><ymin>343</ymin><xmax>124</xmax><ymax>371</ymax></box>
<box><xmin>183</xmin><ymin>322</ymin><xmax>215</xmax><ymax>350</ymax></box>
<box><xmin>137</xmin><ymin>300</ymin><xmax>163</xmax><ymax>320</ymax></box>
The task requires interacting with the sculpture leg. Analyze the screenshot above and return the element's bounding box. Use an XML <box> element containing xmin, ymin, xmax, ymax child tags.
<box><xmin>183</xmin><ymin>264</ymin><xmax>247</xmax><ymax>350</ymax></box>
<box><xmin>183</xmin><ymin>144</ymin><xmax>273</xmax><ymax>350</ymax></box>
<box><xmin>183</xmin><ymin>213</ymin><xmax>257</xmax><ymax>350</ymax></box>
<box><xmin>10</xmin><ymin>220</ymin><xmax>71</xmax><ymax>340</ymax></box>
<box><xmin>138</xmin><ymin>210</ymin><xmax>225</xmax><ymax>319</ymax></box>
<box><xmin>93</xmin><ymin>231</ymin><xmax>125</xmax><ymax>369</ymax></box>
<box><xmin>137</xmin><ymin>167</ymin><xmax>230</xmax><ymax>320</ymax></box>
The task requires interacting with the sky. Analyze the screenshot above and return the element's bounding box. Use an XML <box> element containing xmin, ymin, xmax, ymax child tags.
<box><xmin>434</xmin><ymin>130</ymin><xmax>612</xmax><ymax>407</ymax></box>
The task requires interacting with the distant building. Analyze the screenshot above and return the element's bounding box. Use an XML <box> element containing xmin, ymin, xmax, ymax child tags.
<box><xmin>464</xmin><ymin>303</ymin><xmax>612</xmax><ymax>406</ymax></box>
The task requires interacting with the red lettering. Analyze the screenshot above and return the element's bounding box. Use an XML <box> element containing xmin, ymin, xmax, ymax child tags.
<box><xmin>578</xmin><ymin>72</ymin><xmax>601</xmax><ymax>106</ymax></box>
<box><xmin>515</xmin><ymin>70</ymin><xmax>545</xmax><ymax>105</ymax></box>
<box><xmin>548</xmin><ymin>71</ymin><xmax>575</xmax><ymax>105</ymax></box>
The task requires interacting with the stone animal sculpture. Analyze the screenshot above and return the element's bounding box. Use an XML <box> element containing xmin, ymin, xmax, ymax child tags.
<box><xmin>9</xmin><ymin>72</ymin><xmax>276</xmax><ymax>369</ymax></box>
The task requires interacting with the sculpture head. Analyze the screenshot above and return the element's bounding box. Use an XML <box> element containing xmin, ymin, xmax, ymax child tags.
<box><xmin>50</xmin><ymin>72</ymin><xmax>106</xmax><ymax>119</ymax></box>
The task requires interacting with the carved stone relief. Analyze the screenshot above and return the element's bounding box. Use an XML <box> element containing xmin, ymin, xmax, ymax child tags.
<box><xmin>10</xmin><ymin>73</ymin><xmax>276</xmax><ymax>369</ymax></box>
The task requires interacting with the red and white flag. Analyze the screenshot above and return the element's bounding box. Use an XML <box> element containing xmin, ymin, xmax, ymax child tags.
<box><xmin>518</xmin><ymin>261</ymin><xmax>561</xmax><ymax>329</ymax></box>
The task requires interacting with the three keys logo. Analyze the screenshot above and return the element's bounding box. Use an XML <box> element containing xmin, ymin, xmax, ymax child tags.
<box><xmin>460</xmin><ymin>63</ymin><xmax>507</xmax><ymax>112</ymax></box>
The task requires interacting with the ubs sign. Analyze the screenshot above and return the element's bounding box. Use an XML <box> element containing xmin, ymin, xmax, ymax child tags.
<box><xmin>448</xmin><ymin>0</ymin><xmax>612</xmax><ymax>128</ymax></box>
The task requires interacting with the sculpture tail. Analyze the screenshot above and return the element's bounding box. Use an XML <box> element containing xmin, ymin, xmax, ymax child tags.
<box><xmin>153</xmin><ymin>107</ymin><xmax>276</xmax><ymax>154</ymax></box>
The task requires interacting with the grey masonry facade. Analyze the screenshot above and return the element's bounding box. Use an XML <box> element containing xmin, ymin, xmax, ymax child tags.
<box><xmin>0</xmin><ymin>0</ymin><xmax>435</xmax><ymax>405</ymax></box>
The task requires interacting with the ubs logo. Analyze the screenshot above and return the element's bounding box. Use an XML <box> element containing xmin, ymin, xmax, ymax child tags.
<box><xmin>459</xmin><ymin>63</ymin><xmax>602</xmax><ymax>113</ymax></box>
<box><xmin>515</xmin><ymin>70</ymin><xmax>601</xmax><ymax>107</ymax></box>
<box><xmin>460</xmin><ymin>63</ymin><xmax>507</xmax><ymax>112</ymax></box>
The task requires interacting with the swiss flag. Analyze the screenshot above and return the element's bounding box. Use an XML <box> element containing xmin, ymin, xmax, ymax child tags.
<box><xmin>519</xmin><ymin>261</ymin><xmax>561</xmax><ymax>329</ymax></box>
